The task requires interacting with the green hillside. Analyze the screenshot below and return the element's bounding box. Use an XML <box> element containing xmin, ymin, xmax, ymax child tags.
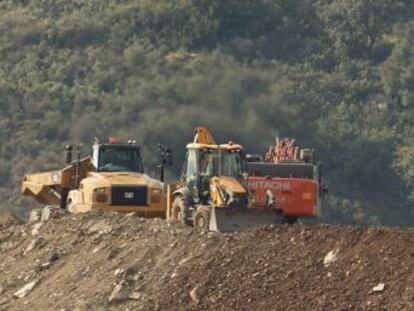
<box><xmin>1</xmin><ymin>0</ymin><xmax>414</xmax><ymax>225</ymax></box>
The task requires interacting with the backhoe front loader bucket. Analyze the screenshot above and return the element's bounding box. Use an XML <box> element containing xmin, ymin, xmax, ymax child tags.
<box><xmin>209</xmin><ymin>206</ymin><xmax>283</xmax><ymax>232</ymax></box>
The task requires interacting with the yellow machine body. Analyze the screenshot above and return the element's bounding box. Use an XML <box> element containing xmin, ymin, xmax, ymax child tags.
<box><xmin>167</xmin><ymin>126</ymin><xmax>282</xmax><ymax>232</ymax></box>
<box><xmin>66</xmin><ymin>171</ymin><xmax>165</xmax><ymax>216</ymax></box>
<box><xmin>22</xmin><ymin>141</ymin><xmax>166</xmax><ymax>218</ymax></box>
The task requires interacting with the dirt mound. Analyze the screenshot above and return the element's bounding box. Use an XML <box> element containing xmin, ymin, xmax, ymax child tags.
<box><xmin>0</xmin><ymin>211</ymin><xmax>413</xmax><ymax>311</ymax></box>
<box><xmin>0</xmin><ymin>212</ymin><xmax>15</xmax><ymax>230</ymax></box>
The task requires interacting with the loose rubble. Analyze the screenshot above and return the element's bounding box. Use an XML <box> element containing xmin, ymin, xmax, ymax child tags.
<box><xmin>1</xmin><ymin>211</ymin><xmax>414</xmax><ymax>310</ymax></box>
<box><xmin>14</xmin><ymin>281</ymin><xmax>38</xmax><ymax>298</ymax></box>
<box><xmin>190</xmin><ymin>283</ymin><xmax>208</xmax><ymax>304</ymax></box>
<box><xmin>31</xmin><ymin>223</ymin><xmax>43</xmax><ymax>236</ymax></box>
<box><xmin>108</xmin><ymin>282</ymin><xmax>130</xmax><ymax>303</ymax></box>
<box><xmin>323</xmin><ymin>249</ymin><xmax>339</xmax><ymax>267</ymax></box>
<box><xmin>372</xmin><ymin>283</ymin><xmax>386</xmax><ymax>292</ymax></box>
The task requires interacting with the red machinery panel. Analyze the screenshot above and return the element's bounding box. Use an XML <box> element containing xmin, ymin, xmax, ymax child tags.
<box><xmin>245</xmin><ymin>177</ymin><xmax>317</xmax><ymax>217</ymax></box>
<box><xmin>246</xmin><ymin>137</ymin><xmax>322</xmax><ymax>219</ymax></box>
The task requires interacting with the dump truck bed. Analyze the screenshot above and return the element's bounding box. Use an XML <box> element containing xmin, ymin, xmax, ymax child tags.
<box><xmin>21</xmin><ymin>158</ymin><xmax>90</xmax><ymax>205</ymax></box>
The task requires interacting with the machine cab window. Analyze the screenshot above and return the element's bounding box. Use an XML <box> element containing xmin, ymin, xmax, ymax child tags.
<box><xmin>199</xmin><ymin>149</ymin><xmax>218</xmax><ymax>178</ymax></box>
<box><xmin>92</xmin><ymin>143</ymin><xmax>144</xmax><ymax>173</ymax></box>
<box><xmin>221</xmin><ymin>149</ymin><xmax>243</xmax><ymax>179</ymax></box>
<box><xmin>184</xmin><ymin>148</ymin><xmax>198</xmax><ymax>187</ymax></box>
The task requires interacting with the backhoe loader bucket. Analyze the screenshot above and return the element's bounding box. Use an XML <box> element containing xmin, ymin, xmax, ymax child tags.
<box><xmin>209</xmin><ymin>207</ymin><xmax>283</xmax><ymax>232</ymax></box>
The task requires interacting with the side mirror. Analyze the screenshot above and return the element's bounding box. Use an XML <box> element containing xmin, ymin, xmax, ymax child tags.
<box><xmin>65</xmin><ymin>145</ymin><xmax>73</xmax><ymax>165</ymax></box>
<box><xmin>165</xmin><ymin>151</ymin><xmax>173</xmax><ymax>166</ymax></box>
<box><xmin>322</xmin><ymin>184</ymin><xmax>329</xmax><ymax>197</ymax></box>
<box><xmin>154</xmin><ymin>166</ymin><xmax>164</xmax><ymax>182</ymax></box>
<box><xmin>158</xmin><ymin>144</ymin><xmax>173</xmax><ymax>167</ymax></box>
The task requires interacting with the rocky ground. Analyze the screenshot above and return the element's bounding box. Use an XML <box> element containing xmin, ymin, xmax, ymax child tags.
<box><xmin>0</xmin><ymin>211</ymin><xmax>414</xmax><ymax>311</ymax></box>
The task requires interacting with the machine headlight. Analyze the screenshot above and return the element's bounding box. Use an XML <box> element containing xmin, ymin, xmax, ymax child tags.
<box><xmin>93</xmin><ymin>188</ymin><xmax>108</xmax><ymax>203</ymax></box>
<box><xmin>151</xmin><ymin>188</ymin><xmax>162</xmax><ymax>195</ymax></box>
<box><xmin>150</xmin><ymin>188</ymin><xmax>162</xmax><ymax>204</ymax></box>
<box><xmin>302</xmin><ymin>192</ymin><xmax>312</xmax><ymax>200</ymax></box>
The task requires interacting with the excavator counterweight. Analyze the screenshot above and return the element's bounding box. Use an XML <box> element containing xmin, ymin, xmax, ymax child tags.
<box><xmin>245</xmin><ymin>137</ymin><xmax>326</xmax><ymax>223</ymax></box>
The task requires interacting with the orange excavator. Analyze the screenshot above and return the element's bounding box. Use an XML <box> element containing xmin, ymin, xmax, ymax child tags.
<box><xmin>245</xmin><ymin>138</ymin><xmax>327</xmax><ymax>223</ymax></box>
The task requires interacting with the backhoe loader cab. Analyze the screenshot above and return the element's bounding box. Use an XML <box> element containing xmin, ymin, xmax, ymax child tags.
<box><xmin>182</xmin><ymin>145</ymin><xmax>245</xmax><ymax>205</ymax></box>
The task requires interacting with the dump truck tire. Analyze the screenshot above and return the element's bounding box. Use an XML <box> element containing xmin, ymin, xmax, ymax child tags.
<box><xmin>60</xmin><ymin>188</ymin><xmax>69</xmax><ymax>209</ymax></box>
<box><xmin>193</xmin><ymin>207</ymin><xmax>210</xmax><ymax>231</ymax></box>
<box><xmin>171</xmin><ymin>196</ymin><xmax>192</xmax><ymax>226</ymax></box>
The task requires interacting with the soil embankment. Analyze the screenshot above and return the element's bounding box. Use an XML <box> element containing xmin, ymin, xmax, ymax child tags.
<box><xmin>0</xmin><ymin>211</ymin><xmax>413</xmax><ymax>310</ymax></box>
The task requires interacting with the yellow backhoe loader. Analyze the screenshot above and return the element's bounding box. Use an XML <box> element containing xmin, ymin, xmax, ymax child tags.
<box><xmin>167</xmin><ymin>127</ymin><xmax>282</xmax><ymax>232</ymax></box>
<box><xmin>22</xmin><ymin>138</ymin><xmax>172</xmax><ymax>218</ymax></box>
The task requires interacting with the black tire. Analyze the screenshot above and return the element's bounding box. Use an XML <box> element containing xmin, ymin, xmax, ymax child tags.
<box><xmin>60</xmin><ymin>188</ymin><xmax>69</xmax><ymax>209</ymax></box>
<box><xmin>171</xmin><ymin>196</ymin><xmax>192</xmax><ymax>226</ymax></box>
<box><xmin>285</xmin><ymin>216</ymin><xmax>298</xmax><ymax>224</ymax></box>
<box><xmin>273</xmin><ymin>209</ymin><xmax>285</xmax><ymax>224</ymax></box>
<box><xmin>193</xmin><ymin>207</ymin><xmax>210</xmax><ymax>231</ymax></box>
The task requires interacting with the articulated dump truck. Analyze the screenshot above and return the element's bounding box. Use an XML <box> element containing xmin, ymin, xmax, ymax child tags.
<box><xmin>165</xmin><ymin>127</ymin><xmax>283</xmax><ymax>232</ymax></box>
<box><xmin>21</xmin><ymin>139</ymin><xmax>172</xmax><ymax>218</ymax></box>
